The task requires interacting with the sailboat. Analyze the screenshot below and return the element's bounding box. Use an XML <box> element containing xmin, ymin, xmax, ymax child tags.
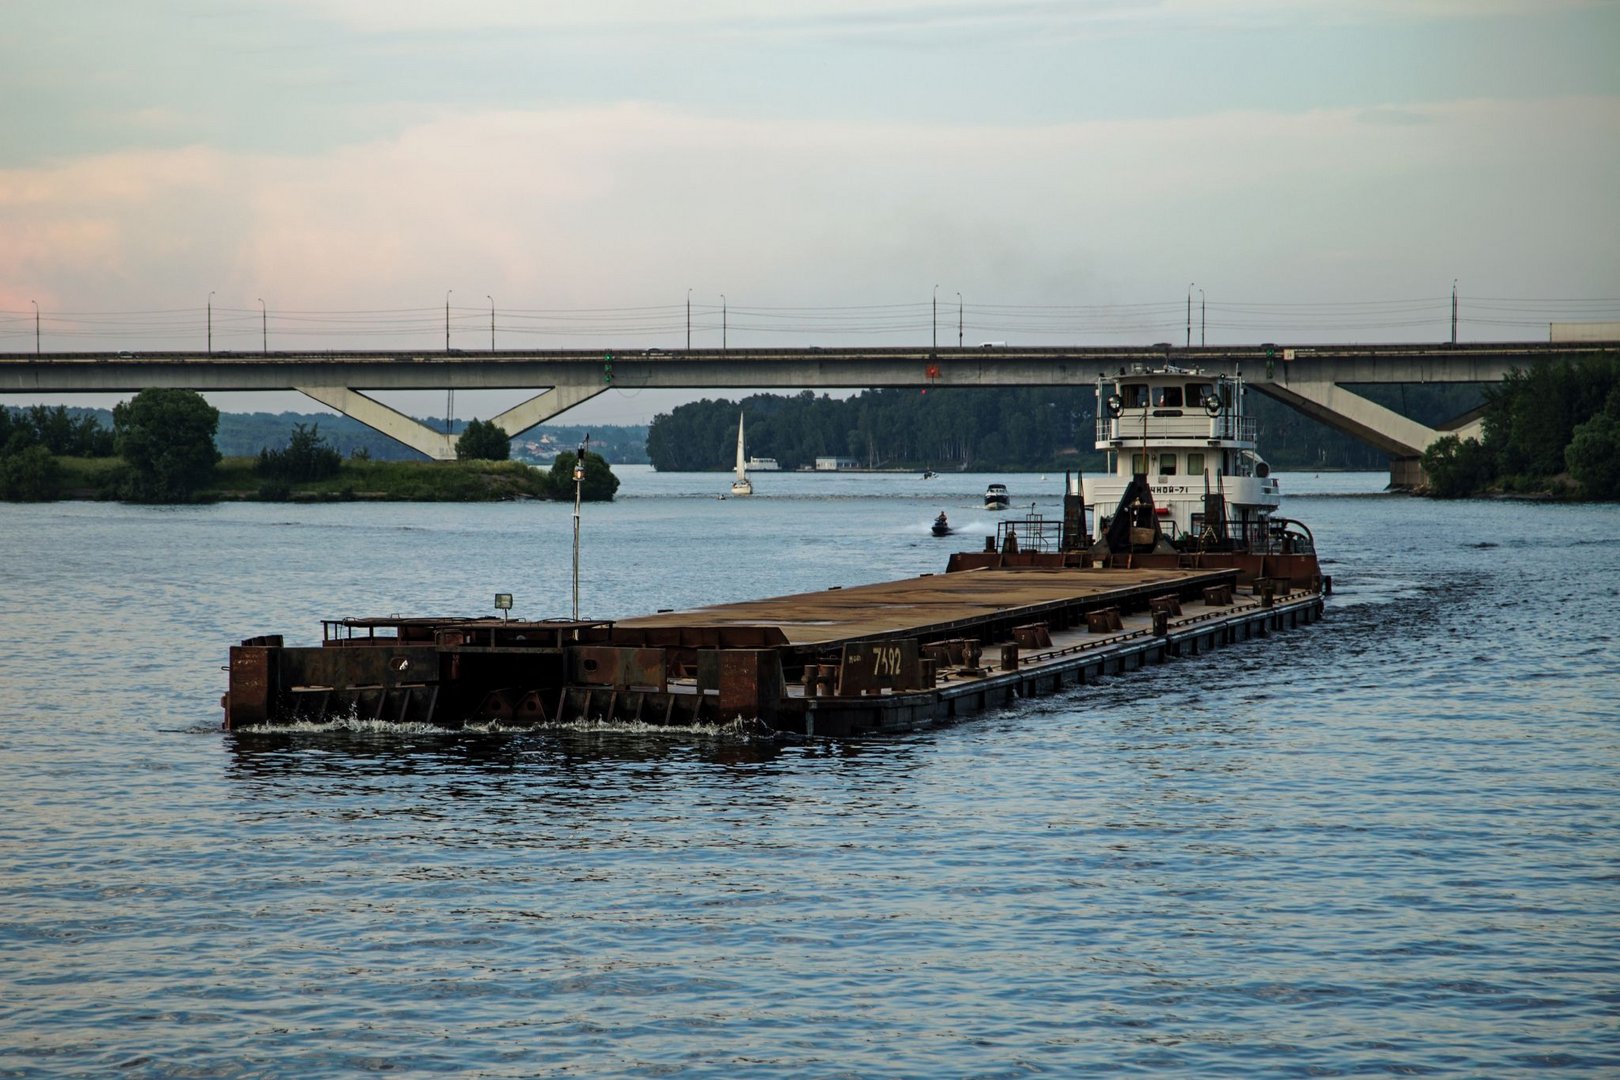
<box><xmin>730</xmin><ymin>412</ymin><xmax>754</xmax><ymax>496</ymax></box>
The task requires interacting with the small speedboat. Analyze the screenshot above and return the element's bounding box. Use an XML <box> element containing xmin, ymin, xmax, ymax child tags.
<box><xmin>921</xmin><ymin>469</ymin><xmax>937</xmax><ymax>479</ymax></box>
<box><xmin>984</xmin><ymin>483</ymin><xmax>1010</xmax><ymax>511</ymax></box>
<box><xmin>931</xmin><ymin>512</ymin><xmax>953</xmax><ymax>537</ymax></box>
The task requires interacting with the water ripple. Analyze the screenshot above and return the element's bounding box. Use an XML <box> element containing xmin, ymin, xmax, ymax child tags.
<box><xmin>2</xmin><ymin>477</ymin><xmax>1618</xmax><ymax>1076</ymax></box>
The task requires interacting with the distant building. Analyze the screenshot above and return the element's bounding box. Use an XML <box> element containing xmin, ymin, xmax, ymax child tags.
<box><xmin>814</xmin><ymin>456</ymin><xmax>860</xmax><ymax>471</ymax></box>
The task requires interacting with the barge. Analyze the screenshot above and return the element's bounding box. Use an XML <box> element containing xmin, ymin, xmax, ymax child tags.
<box><xmin>224</xmin><ymin>478</ymin><xmax>1327</xmax><ymax>738</ymax></box>
<box><xmin>225</xmin><ymin>364</ymin><xmax>1329</xmax><ymax>736</ymax></box>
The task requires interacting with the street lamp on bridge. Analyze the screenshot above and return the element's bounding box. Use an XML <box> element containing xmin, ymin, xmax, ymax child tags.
<box><xmin>721</xmin><ymin>294</ymin><xmax>727</xmax><ymax>351</ymax></box>
<box><xmin>208</xmin><ymin>291</ymin><xmax>215</xmax><ymax>355</ymax></box>
<box><xmin>1186</xmin><ymin>282</ymin><xmax>1195</xmax><ymax>348</ymax></box>
<box><xmin>258</xmin><ymin>298</ymin><xmax>267</xmax><ymax>354</ymax></box>
<box><xmin>957</xmin><ymin>292</ymin><xmax>963</xmax><ymax>348</ymax></box>
<box><xmin>445</xmin><ymin>289</ymin><xmax>452</xmax><ymax>352</ymax></box>
<box><xmin>932</xmin><ymin>284</ymin><xmax>939</xmax><ymax>353</ymax></box>
<box><xmin>686</xmin><ymin>288</ymin><xmax>692</xmax><ymax>350</ymax></box>
<box><xmin>30</xmin><ymin>299</ymin><xmax>38</xmax><ymax>355</ymax></box>
<box><xmin>1199</xmin><ymin>287</ymin><xmax>1206</xmax><ymax>347</ymax></box>
<box><xmin>487</xmin><ymin>295</ymin><xmax>495</xmax><ymax>352</ymax></box>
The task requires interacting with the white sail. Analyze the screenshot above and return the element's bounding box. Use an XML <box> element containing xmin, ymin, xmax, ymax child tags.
<box><xmin>730</xmin><ymin>412</ymin><xmax>753</xmax><ymax>495</ymax></box>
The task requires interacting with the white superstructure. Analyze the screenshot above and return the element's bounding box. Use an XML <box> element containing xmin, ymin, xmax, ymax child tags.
<box><xmin>1089</xmin><ymin>364</ymin><xmax>1280</xmax><ymax>547</ymax></box>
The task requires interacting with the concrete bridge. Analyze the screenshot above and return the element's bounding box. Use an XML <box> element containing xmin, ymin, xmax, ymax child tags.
<box><xmin>4</xmin><ymin>340</ymin><xmax>1615</xmax><ymax>484</ymax></box>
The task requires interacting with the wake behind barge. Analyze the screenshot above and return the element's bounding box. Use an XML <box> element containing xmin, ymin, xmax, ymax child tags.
<box><xmin>224</xmin><ymin>487</ymin><xmax>1328</xmax><ymax>738</ymax></box>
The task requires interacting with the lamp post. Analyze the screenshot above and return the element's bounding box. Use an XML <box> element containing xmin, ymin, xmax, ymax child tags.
<box><xmin>30</xmin><ymin>299</ymin><xmax>38</xmax><ymax>355</ymax></box>
<box><xmin>932</xmin><ymin>284</ymin><xmax>939</xmax><ymax>353</ymax></box>
<box><xmin>686</xmin><ymin>288</ymin><xmax>692</xmax><ymax>350</ymax></box>
<box><xmin>207</xmin><ymin>291</ymin><xmax>215</xmax><ymax>354</ymax></box>
<box><xmin>258</xmin><ymin>298</ymin><xmax>267</xmax><ymax>354</ymax></box>
<box><xmin>487</xmin><ymin>295</ymin><xmax>495</xmax><ymax>352</ymax></box>
<box><xmin>720</xmin><ymin>294</ymin><xmax>727</xmax><ymax>350</ymax></box>
<box><xmin>1198</xmin><ymin>287</ymin><xmax>1206</xmax><ymax>347</ymax></box>
<box><xmin>1186</xmin><ymin>282</ymin><xmax>1194</xmax><ymax>348</ymax></box>
<box><xmin>572</xmin><ymin>434</ymin><xmax>589</xmax><ymax>621</ymax></box>
<box><xmin>1451</xmin><ymin>279</ymin><xmax>1458</xmax><ymax>345</ymax></box>
<box><xmin>445</xmin><ymin>290</ymin><xmax>455</xmax><ymax>436</ymax></box>
<box><xmin>956</xmin><ymin>292</ymin><xmax>963</xmax><ymax>348</ymax></box>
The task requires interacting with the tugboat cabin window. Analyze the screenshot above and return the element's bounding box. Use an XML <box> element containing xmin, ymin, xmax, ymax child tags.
<box><xmin>1154</xmin><ymin>386</ymin><xmax>1184</xmax><ymax>407</ymax></box>
<box><xmin>1186</xmin><ymin>452</ymin><xmax>1206</xmax><ymax>475</ymax></box>
<box><xmin>1131</xmin><ymin>453</ymin><xmax>1149</xmax><ymax>474</ymax></box>
<box><xmin>1160</xmin><ymin>453</ymin><xmax>1178</xmax><ymax>475</ymax></box>
<box><xmin>1121</xmin><ymin>383</ymin><xmax>1159</xmax><ymax>409</ymax></box>
<box><xmin>1188</xmin><ymin>384</ymin><xmax>1215</xmax><ymax>407</ymax></box>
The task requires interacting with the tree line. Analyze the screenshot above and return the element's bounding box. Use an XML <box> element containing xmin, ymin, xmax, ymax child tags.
<box><xmin>643</xmin><ymin>386</ymin><xmax>1475</xmax><ymax>474</ymax></box>
<box><xmin>1</xmin><ymin>392</ymin><xmax>620</xmax><ymax>503</ymax></box>
<box><xmin>1421</xmin><ymin>355</ymin><xmax>1620</xmax><ymax>499</ymax></box>
<box><xmin>0</xmin><ymin>392</ymin><xmax>222</xmax><ymax>501</ymax></box>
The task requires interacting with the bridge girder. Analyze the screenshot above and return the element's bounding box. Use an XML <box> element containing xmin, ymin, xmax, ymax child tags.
<box><xmin>2</xmin><ymin>342</ymin><xmax>1612</xmax><ymax>472</ymax></box>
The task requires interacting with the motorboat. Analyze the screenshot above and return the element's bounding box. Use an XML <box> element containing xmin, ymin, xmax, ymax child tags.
<box><xmin>984</xmin><ymin>483</ymin><xmax>1009</xmax><ymax>511</ymax></box>
<box><xmin>730</xmin><ymin>413</ymin><xmax>753</xmax><ymax>496</ymax></box>
<box><xmin>931</xmin><ymin>512</ymin><xmax>953</xmax><ymax>537</ymax></box>
<box><xmin>921</xmin><ymin>469</ymin><xmax>937</xmax><ymax>480</ymax></box>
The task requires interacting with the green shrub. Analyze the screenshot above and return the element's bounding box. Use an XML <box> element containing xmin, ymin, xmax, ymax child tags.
<box><xmin>456</xmin><ymin>419</ymin><xmax>512</xmax><ymax>461</ymax></box>
<box><xmin>257</xmin><ymin>423</ymin><xmax>342</xmax><ymax>482</ymax></box>
<box><xmin>0</xmin><ymin>444</ymin><xmax>63</xmax><ymax>501</ymax></box>
<box><xmin>1566</xmin><ymin>413</ymin><xmax>1620</xmax><ymax>500</ymax></box>
<box><xmin>114</xmin><ymin>389</ymin><xmax>220</xmax><ymax>502</ymax></box>
<box><xmin>1421</xmin><ymin>435</ymin><xmax>1495</xmax><ymax>498</ymax></box>
<box><xmin>546</xmin><ymin>450</ymin><xmax>619</xmax><ymax>501</ymax></box>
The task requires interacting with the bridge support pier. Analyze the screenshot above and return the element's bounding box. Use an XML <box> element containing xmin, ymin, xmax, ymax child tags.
<box><xmin>1254</xmin><ymin>375</ymin><xmax>1446</xmax><ymax>493</ymax></box>
<box><xmin>294</xmin><ymin>377</ymin><xmax>609</xmax><ymax>461</ymax></box>
<box><xmin>1388</xmin><ymin>456</ymin><xmax>1427</xmax><ymax>491</ymax></box>
<box><xmin>295</xmin><ymin>385</ymin><xmax>457</xmax><ymax>460</ymax></box>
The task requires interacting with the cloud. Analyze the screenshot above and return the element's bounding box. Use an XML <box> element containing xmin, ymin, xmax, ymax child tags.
<box><xmin>288</xmin><ymin>0</ymin><xmax>1602</xmax><ymax>34</ymax></box>
<box><xmin>3</xmin><ymin>95</ymin><xmax>1617</xmax><ymax>346</ymax></box>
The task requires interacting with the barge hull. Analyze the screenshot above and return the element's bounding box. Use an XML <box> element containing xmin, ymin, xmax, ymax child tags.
<box><xmin>226</xmin><ymin>563</ymin><xmax>1324</xmax><ymax>736</ymax></box>
<box><xmin>795</xmin><ymin>589</ymin><xmax>1323</xmax><ymax>737</ymax></box>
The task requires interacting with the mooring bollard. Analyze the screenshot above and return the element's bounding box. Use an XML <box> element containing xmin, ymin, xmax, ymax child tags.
<box><xmin>1152</xmin><ymin>609</ymin><xmax>1169</xmax><ymax>637</ymax></box>
<box><xmin>1000</xmin><ymin>644</ymin><xmax>1019</xmax><ymax>671</ymax></box>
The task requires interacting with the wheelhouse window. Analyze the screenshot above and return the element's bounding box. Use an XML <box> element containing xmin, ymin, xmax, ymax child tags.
<box><xmin>1122</xmin><ymin>384</ymin><xmax>1151</xmax><ymax>409</ymax></box>
<box><xmin>1186</xmin><ymin>452</ymin><xmax>1206</xmax><ymax>476</ymax></box>
<box><xmin>1188</xmin><ymin>383</ymin><xmax>1215</xmax><ymax>407</ymax></box>
<box><xmin>1131</xmin><ymin>453</ymin><xmax>1149</xmax><ymax>474</ymax></box>
<box><xmin>1154</xmin><ymin>386</ymin><xmax>1184</xmax><ymax>407</ymax></box>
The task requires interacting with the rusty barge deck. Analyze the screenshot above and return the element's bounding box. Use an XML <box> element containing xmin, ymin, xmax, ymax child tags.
<box><xmin>225</xmin><ymin>561</ymin><xmax>1326</xmax><ymax>737</ymax></box>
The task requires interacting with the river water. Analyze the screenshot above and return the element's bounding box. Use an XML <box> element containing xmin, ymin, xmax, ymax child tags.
<box><xmin>1</xmin><ymin>468</ymin><xmax>1617</xmax><ymax>1077</ymax></box>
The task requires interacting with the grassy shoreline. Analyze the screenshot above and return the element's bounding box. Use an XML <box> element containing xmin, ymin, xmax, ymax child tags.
<box><xmin>54</xmin><ymin>456</ymin><xmax>553</xmax><ymax>502</ymax></box>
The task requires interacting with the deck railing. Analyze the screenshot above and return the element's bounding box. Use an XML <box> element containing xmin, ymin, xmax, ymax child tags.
<box><xmin>1095</xmin><ymin>413</ymin><xmax>1256</xmax><ymax>444</ymax></box>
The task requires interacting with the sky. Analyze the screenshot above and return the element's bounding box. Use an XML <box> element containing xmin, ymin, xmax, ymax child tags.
<box><xmin>3</xmin><ymin>0</ymin><xmax>1619</xmax><ymax>425</ymax></box>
